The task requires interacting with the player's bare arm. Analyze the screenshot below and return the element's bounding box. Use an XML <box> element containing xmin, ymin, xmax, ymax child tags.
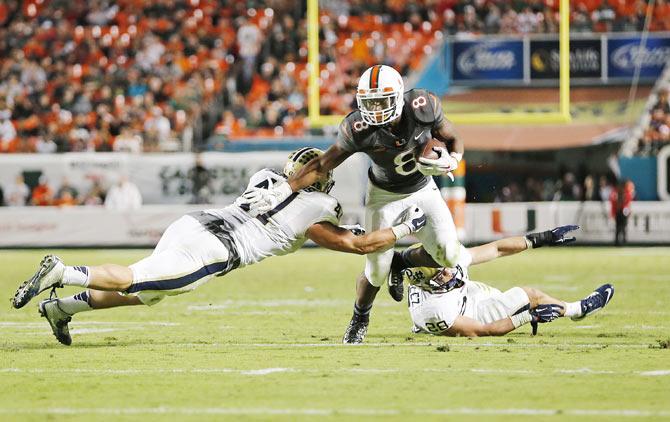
<box><xmin>468</xmin><ymin>236</ymin><xmax>530</xmax><ymax>265</ymax></box>
<box><xmin>307</xmin><ymin>224</ymin><xmax>396</xmax><ymax>255</ymax></box>
<box><xmin>288</xmin><ymin>144</ymin><xmax>352</xmax><ymax>192</ymax></box>
<box><xmin>444</xmin><ymin>303</ymin><xmax>564</xmax><ymax>337</ymax></box>
<box><xmin>307</xmin><ymin>206</ymin><xmax>427</xmax><ymax>255</ymax></box>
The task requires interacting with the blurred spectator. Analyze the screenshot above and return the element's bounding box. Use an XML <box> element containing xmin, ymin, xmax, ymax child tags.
<box><xmin>144</xmin><ymin>106</ymin><xmax>172</xmax><ymax>151</ymax></box>
<box><xmin>56</xmin><ymin>177</ymin><xmax>79</xmax><ymax>205</ymax></box>
<box><xmin>609</xmin><ymin>179</ymin><xmax>635</xmax><ymax>246</ymax></box>
<box><xmin>113</xmin><ymin>127</ymin><xmax>143</xmax><ymax>153</ymax></box>
<box><xmin>6</xmin><ymin>174</ymin><xmax>30</xmax><ymax>206</ymax></box>
<box><xmin>82</xmin><ymin>179</ymin><xmax>106</xmax><ymax>206</ymax></box>
<box><xmin>105</xmin><ymin>175</ymin><xmax>142</xmax><ymax>211</ymax></box>
<box><xmin>189</xmin><ymin>153</ymin><xmax>212</xmax><ymax>204</ymax></box>
<box><xmin>0</xmin><ymin>183</ymin><xmax>4</xmax><ymax>206</ymax></box>
<box><xmin>0</xmin><ymin>108</ymin><xmax>17</xmax><ymax>152</ymax></box>
<box><xmin>31</xmin><ymin>176</ymin><xmax>54</xmax><ymax>206</ymax></box>
<box><xmin>553</xmin><ymin>172</ymin><xmax>581</xmax><ymax>201</ymax></box>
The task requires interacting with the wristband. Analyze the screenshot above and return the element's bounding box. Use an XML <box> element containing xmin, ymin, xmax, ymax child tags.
<box><xmin>510</xmin><ymin>310</ymin><xmax>532</xmax><ymax>328</ymax></box>
<box><xmin>391</xmin><ymin>223</ymin><xmax>411</xmax><ymax>239</ymax></box>
<box><xmin>524</xmin><ymin>237</ymin><xmax>533</xmax><ymax>250</ymax></box>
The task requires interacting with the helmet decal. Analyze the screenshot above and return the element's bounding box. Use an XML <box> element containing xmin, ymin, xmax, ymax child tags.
<box><xmin>369</xmin><ymin>64</ymin><xmax>381</xmax><ymax>89</ymax></box>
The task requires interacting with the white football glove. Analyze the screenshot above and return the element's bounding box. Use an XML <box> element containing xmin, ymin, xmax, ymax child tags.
<box><xmin>391</xmin><ymin>205</ymin><xmax>427</xmax><ymax>239</ymax></box>
<box><xmin>417</xmin><ymin>147</ymin><xmax>459</xmax><ymax>176</ymax></box>
<box><xmin>236</xmin><ymin>180</ymin><xmax>293</xmax><ymax>217</ymax></box>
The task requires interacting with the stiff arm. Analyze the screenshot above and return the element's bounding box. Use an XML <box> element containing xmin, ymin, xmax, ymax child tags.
<box><xmin>288</xmin><ymin>144</ymin><xmax>352</xmax><ymax>192</ymax></box>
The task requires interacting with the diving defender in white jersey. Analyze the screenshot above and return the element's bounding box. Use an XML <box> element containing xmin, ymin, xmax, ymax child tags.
<box><xmin>240</xmin><ymin>64</ymin><xmax>466</xmax><ymax>344</ymax></box>
<box><xmin>12</xmin><ymin>148</ymin><xmax>427</xmax><ymax>346</ymax></box>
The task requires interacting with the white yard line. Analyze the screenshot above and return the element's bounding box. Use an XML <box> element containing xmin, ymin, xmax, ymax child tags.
<box><xmin>638</xmin><ymin>370</ymin><xmax>670</xmax><ymax>376</ymax></box>
<box><xmin>0</xmin><ymin>407</ymin><xmax>667</xmax><ymax>417</ymax></box>
<box><xmin>1</xmin><ymin>367</ymin><xmax>667</xmax><ymax>377</ymax></box>
<box><xmin>0</xmin><ymin>321</ymin><xmax>179</xmax><ymax>329</ymax></box>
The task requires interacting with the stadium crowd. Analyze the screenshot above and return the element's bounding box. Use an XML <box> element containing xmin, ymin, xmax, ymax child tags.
<box><xmin>493</xmin><ymin>172</ymin><xmax>618</xmax><ymax>202</ymax></box>
<box><xmin>1</xmin><ymin>0</ymin><xmax>669</xmax><ymax>153</ymax></box>
<box><xmin>0</xmin><ymin>172</ymin><xmax>143</xmax><ymax>210</ymax></box>
<box><xmin>636</xmin><ymin>86</ymin><xmax>670</xmax><ymax>156</ymax></box>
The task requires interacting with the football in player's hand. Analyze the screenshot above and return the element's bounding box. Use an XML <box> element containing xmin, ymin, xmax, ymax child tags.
<box><xmin>415</xmin><ymin>138</ymin><xmax>444</xmax><ymax>161</ymax></box>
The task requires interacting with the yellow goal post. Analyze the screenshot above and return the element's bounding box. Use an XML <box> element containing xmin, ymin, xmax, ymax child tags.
<box><xmin>307</xmin><ymin>0</ymin><xmax>571</xmax><ymax>126</ymax></box>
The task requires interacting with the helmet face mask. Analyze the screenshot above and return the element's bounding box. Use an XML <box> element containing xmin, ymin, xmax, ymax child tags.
<box><xmin>283</xmin><ymin>147</ymin><xmax>335</xmax><ymax>194</ymax></box>
<box><xmin>356</xmin><ymin>65</ymin><xmax>404</xmax><ymax>126</ymax></box>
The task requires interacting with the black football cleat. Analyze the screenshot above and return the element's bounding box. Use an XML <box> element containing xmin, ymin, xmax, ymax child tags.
<box><xmin>342</xmin><ymin>314</ymin><xmax>369</xmax><ymax>344</ymax></box>
<box><xmin>387</xmin><ymin>252</ymin><xmax>405</xmax><ymax>302</ymax></box>
<box><xmin>38</xmin><ymin>297</ymin><xmax>72</xmax><ymax>346</ymax></box>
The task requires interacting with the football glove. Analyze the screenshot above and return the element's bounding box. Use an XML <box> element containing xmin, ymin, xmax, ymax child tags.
<box><xmin>525</xmin><ymin>225</ymin><xmax>579</xmax><ymax>248</ymax></box>
<box><xmin>417</xmin><ymin>147</ymin><xmax>459</xmax><ymax>176</ymax></box>
<box><xmin>530</xmin><ymin>303</ymin><xmax>564</xmax><ymax>324</ymax></box>
<box><xmin>238</xmin><ymin>180</ymin><xmax>293</xmax><ymax>217</ymax></box>
<box><xmin>391</xmin><ymin>205</ymin><xmax>427</xmax><ymax>239</ymax></box>
<box><xmin>341</xmin><ymin>224</ymin><xmax>366</xmax><ymax>236</ymax></box>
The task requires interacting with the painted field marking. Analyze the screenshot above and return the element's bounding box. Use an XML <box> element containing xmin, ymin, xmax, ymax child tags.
<box><xmin>0</xmin><ymin>407</ymin><xmax>667</xmax><ymax>417</ymax></box>
<box><xmin>2</xmin><ymin>367</ymin><xmax>667</xmax><ymax>377</ymax></box>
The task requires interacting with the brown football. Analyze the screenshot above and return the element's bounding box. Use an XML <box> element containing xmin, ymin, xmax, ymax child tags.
<box><xmin>416</xmin><ymin>138</ymin><xmax>444</xmax><ymax>161</ymax></box>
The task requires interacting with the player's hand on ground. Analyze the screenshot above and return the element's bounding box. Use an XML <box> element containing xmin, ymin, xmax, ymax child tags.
<box><xmin>529</xmin><ymin>303</ymin><xmax>564</xmax><ymax>323</ymax></box>
<box><xmin>340</xmin><ymin>224</ymin><xmax>366</xmax><ymax>236</ymax></box>
<box><xmin>417</xmin><ymin>147</ymin><xmax>458</xmax><ymax>176</ymax></box>
<box><xmin>525</xmin><ymin>224</ymin><xmax>579</xmax><ymax>248</ymax></box>
<box><xmin>400</xmin><ymin>205</ymin><xmax>427</xmax><ymax>234</ymax></box>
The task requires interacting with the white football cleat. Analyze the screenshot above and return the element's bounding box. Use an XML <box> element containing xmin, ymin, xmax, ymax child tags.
<box><xmin>12</xmin><ymin>255</ymin><xmax>65</xmax><ymax>309</ymax></box>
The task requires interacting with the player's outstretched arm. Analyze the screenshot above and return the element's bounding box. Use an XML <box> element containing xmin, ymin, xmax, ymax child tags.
<box><xmin>306</xmin><ymin>222</ymin><xmax>397</xmax><ymax>255</ymax></box>
<box><xmin>306</xmin><ymin>206</ymin><xmax>427</xmax><ymax>255</ymax></box>
<box><xmin>468</xmin><ymin>225</ymin><xmax>580</xmax><ymax>266</ymax></box>
<box><xmin>241</xmin><ymin>144</ymin><xmax>352</xmax><ymax>216</ymax></box>
<box><xmin>288</xmin><ymin>144</ymin><xmax>352</xmax><ymax>191</ymax></box>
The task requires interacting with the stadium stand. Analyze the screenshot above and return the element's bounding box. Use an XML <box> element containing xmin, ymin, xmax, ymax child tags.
<box><xmin>2</xmin><ymin>0</ymin><xmax>669</xmax><ymax>154</ymax></box>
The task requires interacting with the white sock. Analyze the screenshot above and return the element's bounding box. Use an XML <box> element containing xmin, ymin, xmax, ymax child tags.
<box><xmin>564</xmin><ymin>301</ymin><xmax>582</xmax><ymax>318</ymax></box>
<box><xmin>57</xmin><ymin>291</ymin><xmax>93</xmax><ymax>315</ymax></box>
<box><xmin>62</xmin><ymin>266</ymin><xmax>91</xmax><ymax>287</ymax></box>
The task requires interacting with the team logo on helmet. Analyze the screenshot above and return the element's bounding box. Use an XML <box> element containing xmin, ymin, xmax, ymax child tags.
<box><xmin>283</xmin><ymin>147</ymin><xmax>335</xmax><ymax>194</ymax></box>
<box><xmin>356</xmin><ymin>65</ymin><xmax>404</xmax><ymax>126</ymax></box>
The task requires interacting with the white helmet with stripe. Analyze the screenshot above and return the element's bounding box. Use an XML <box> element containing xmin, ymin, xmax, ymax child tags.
<box><xmin>356</xmin><ymin>65</ymin><xmax>404</xmax><ymax>126</ymax></box>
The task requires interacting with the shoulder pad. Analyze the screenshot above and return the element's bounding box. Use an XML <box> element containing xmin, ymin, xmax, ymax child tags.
<box><xmin>249</xmin><ymin>168</ymin><xmax>285</xmax><ymax>189</ymax></box>
<box><xmin>404</xmin><ymin>89</ymin><xmax>439</xmax><ymax>125</ymax></box>
<box><xmin>342</xmin><ymin>110</ymin><xmax>376</xmax><ymax>142</ymax></box>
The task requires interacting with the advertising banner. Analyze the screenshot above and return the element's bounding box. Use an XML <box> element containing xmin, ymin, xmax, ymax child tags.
<box><xmin>452</xmin><ymin>39</ymin><xmax>524</xmax><ymax>81</ymax></box>
<box><xmin>530</xmin><ymin>39</ymin><xmax>602</xmax><ymax>79</ymax></box>
<box><xmin>608</xmin><ymin>35</ymin><xmax>670</xmax><ymax>79</ymax></box>
<box><xmin>0</xmin><ymin>152</ymin><xmax>370</xmax><ymax>210</ymax></box>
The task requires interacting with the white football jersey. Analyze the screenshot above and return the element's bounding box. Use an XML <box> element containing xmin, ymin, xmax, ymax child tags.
<box><xmin>199</xmin><ymin>169</ymin><xmax>342</xmax><ymax>266</ymax></box>
<box><xmin>408</xmin><ymin>280</ymin><xmax>502</xmax><ymax>334</ymax></box>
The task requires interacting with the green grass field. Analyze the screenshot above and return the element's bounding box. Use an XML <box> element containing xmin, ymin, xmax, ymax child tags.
<box><xmin>1</xmin><ymin>247</ymin><xmax>669</xmax><ymax>421</ymax></box>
